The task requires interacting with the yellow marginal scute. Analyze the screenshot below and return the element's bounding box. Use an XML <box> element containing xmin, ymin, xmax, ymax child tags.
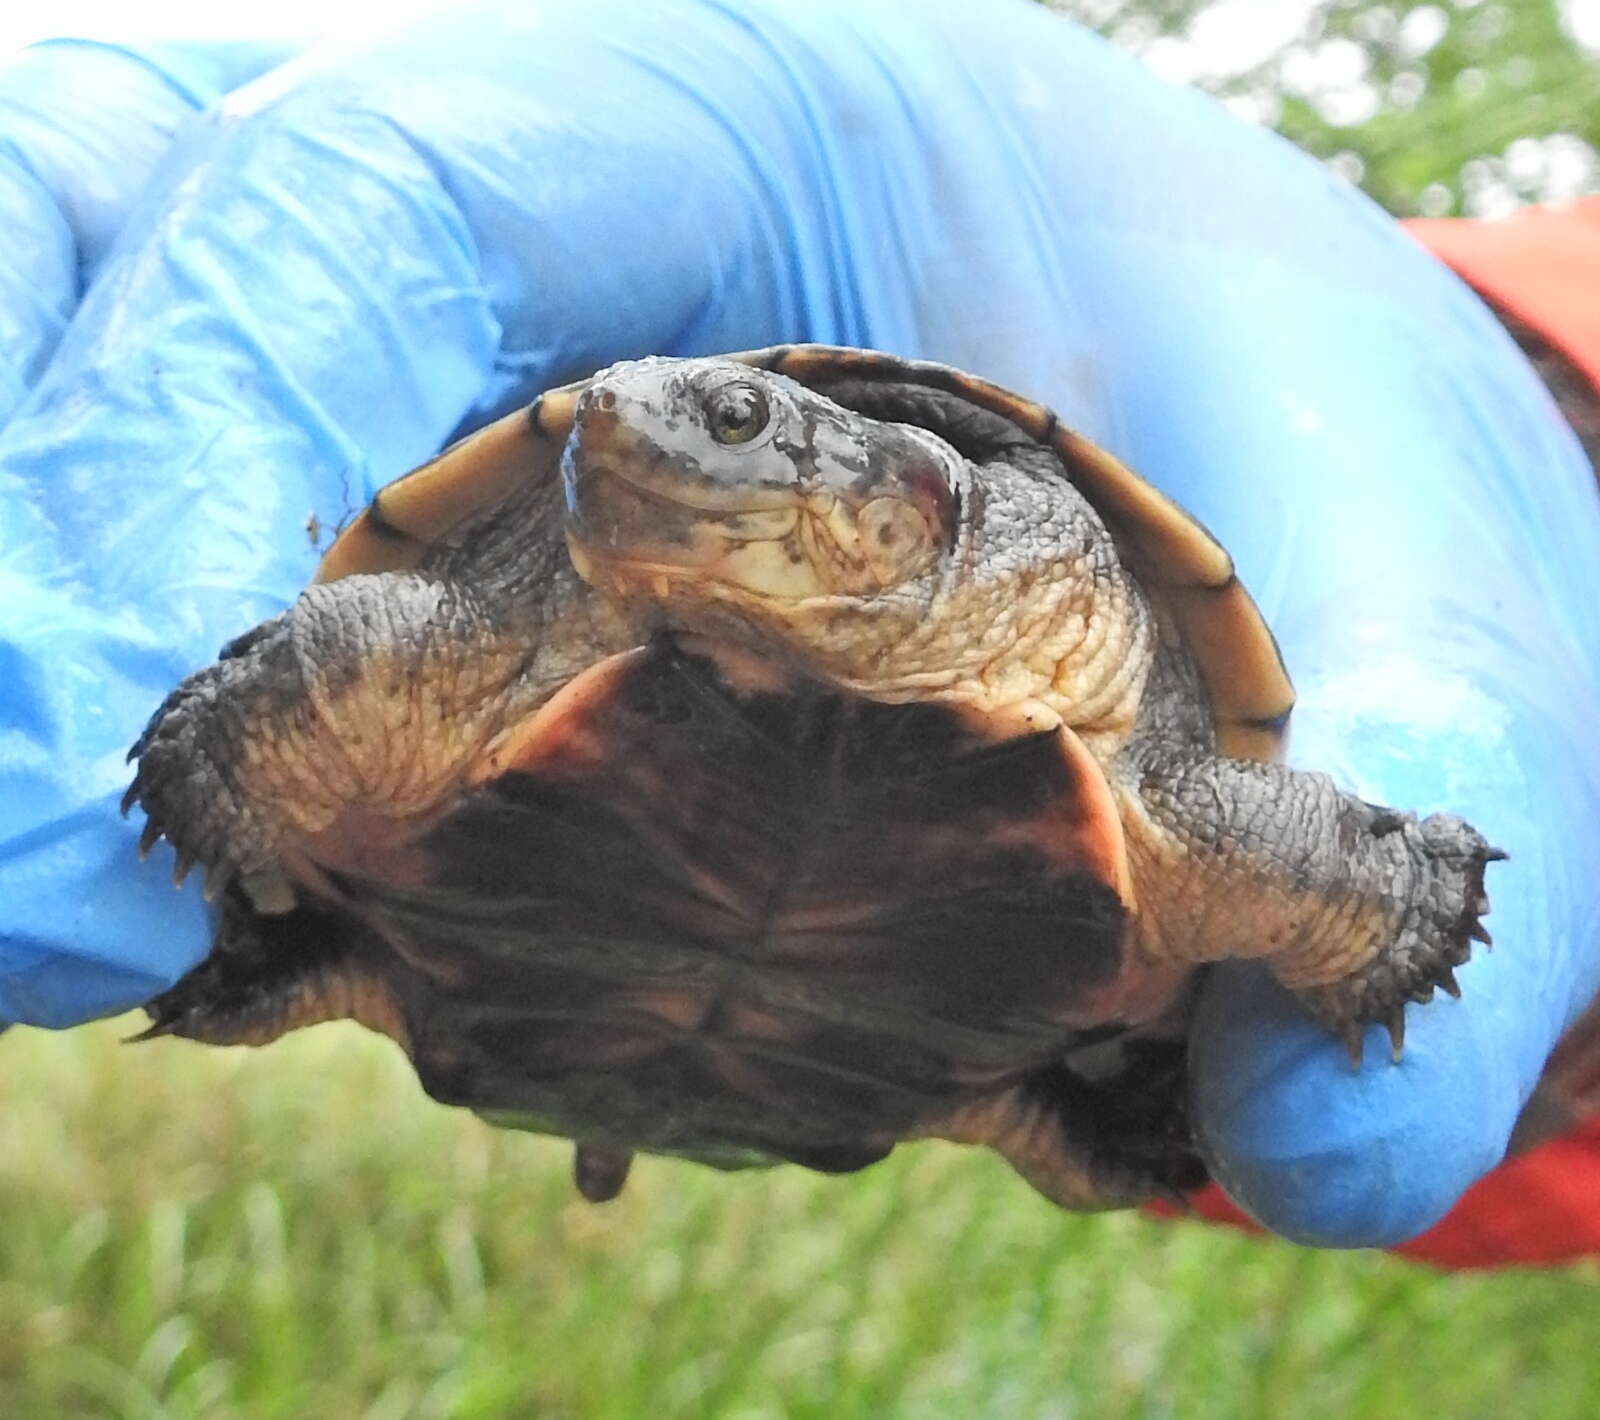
<box><xmin>728</xmin><ymin>343</ymin><xmax>1296</xmax><ymax>764</ymax></box>
<box><xmin>1050</xmin><ymin>432</ymin><xmax>1294</xmax><ymax>762</ymax></box>
<box><xmin>314</xmin><ymin>384</ymin><xmax>585</xmax><ymax>585</ymax></box>
<box><xmin>318</xmin><ymin>340</ymin><xmax>1295</xmax><ymax>764</ymax></box>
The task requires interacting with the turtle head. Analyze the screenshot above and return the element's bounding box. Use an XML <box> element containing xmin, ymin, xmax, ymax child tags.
<box><xmin>561</xmin><ymin>357</ymin><xmax>964</xmax><ymax>617</ymax></box>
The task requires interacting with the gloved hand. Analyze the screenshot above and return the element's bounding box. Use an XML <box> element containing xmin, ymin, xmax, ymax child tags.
<box><xmin>3</xmin><ymin>0</ymin><xmax>1597</xmax><ymax>1250</ymax></box>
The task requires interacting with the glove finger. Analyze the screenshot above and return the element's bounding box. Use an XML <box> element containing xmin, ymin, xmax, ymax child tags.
<box><xmin>1190</xmin><ymin>618</ymin><xmax>1600</xmax><ymax>1246</ymax></box>
<box><xmin>1154</xmin><ymin>214</ymin><xmax>1600</xmax><ymax>1242</ymax></box>
<box><xmin>0</xmin><ymin>0</ymin><xmax>1125</xmax><ymax>1023</ymax></box>
<box><xmin>0</xmin><ymin>39</ymin><xmax>297</xmax><ymax>424</ymax></box>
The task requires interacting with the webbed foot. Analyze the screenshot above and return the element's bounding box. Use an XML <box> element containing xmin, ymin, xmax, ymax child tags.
<box><xmin>1123</xmin><ymin>746</ymin><xmax>1505</xmax><ymax>1069</ymax></box>
<box><xmin>134</xmin><ymin>889</ymin><xmax>407</xmax><ymax>1049</ymax></box>
<box><xmin>1294</xmin><ymin>812</ymin><xmax>1504</xmax><ymax>1067</ymax></box>
<box><xmin>123</xmin><ymin>620</ymin><xmax>299</xmax><ymax>906</ymax></box>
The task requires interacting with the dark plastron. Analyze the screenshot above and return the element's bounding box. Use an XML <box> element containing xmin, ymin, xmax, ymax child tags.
<box><xmin>322</xmin><ymin>637</ymin><xmax>1133</xmax><ymax>1167</ymax></box>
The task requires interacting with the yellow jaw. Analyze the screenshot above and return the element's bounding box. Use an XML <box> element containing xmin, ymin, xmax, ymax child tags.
<box><xmin>565</xmin><ymin>484</ymin><xmax>936</xmax><ymax>608</ymax></box>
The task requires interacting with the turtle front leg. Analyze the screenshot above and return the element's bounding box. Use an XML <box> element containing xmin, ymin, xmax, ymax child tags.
<box><xmin>1118</xmin><ymin>753</ymin><xmax>1504</xmax><ymax>1063</ymax></box>
<box><xmin>126</xmin><ymin>573</ymin><xmax>570</xmax><ymax>908</ymax></box>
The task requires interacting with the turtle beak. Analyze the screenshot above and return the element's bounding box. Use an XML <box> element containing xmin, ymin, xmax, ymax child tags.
<box><xmin>562</xmin><ymin>367</ymin><xmax>822</xmax><ymax>601</ymax></box>
<box><xmin>562</xmin><ymin>359</ymin><xmax>948</xmax><ymax>606</ymax></box>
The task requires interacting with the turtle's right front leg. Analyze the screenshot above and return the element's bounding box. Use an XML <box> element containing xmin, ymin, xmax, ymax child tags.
<box><xmin>1118</xmin><ymin>751</ymin><xmax>1505</xmax><ymax>1063</ymax></box>
<box><xmin>126</xmin><ymin>573</ymin><xmax>560</xmax><ymax>908</ymax></box>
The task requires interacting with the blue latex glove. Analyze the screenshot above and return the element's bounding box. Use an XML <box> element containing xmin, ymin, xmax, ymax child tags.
<box><xmin>0</xmin><ymin>38</ymin><xmax>301</xmax><ymax>421</ymax></box>
<box><xmin>3</xmin><ymin>0</ymin><xmax>1598</xmax><ymax>1249</ymax></box>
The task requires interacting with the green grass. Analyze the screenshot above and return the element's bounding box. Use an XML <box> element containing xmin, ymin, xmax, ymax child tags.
<box><xmin>3</xmin><ymin>1020</ymin><xmax>1598</xmax><ymax>1419</ymax></box>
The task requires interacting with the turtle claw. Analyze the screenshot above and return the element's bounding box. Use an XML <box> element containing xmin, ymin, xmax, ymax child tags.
<box><xmin>126</xmin><ymin>659</ymin><xmax>294</xmax><ymax>911</ymax></box>
<box><xmin>1336</xmin><ymin>1012</ymin><xmax>1406</xmax><ymax>1069</ymax></box>
<box><xmin>202</xmin><ymin>860</ymin><xmax>232</xmax><ymax>903</ymax></box>
<box><xmin>1301</xmin><ymin>818</ymin><xmax>1500</xmax><ymax>1067</ymax></box>
<box><xmin>1386</xmin><ymin>1009</ymin><xmax>1406</xmax><ymax>1064</ymax></box>
<box><xmin>123</xmin><ymin>1014</ymin><xmax>182</xmax><ymax>1044</ymax></box>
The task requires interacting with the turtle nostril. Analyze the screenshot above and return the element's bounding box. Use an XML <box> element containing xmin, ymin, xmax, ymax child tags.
<box><xmin>597</xmin><ymin>389</ymin><xmax>617</xmax><ymax>412</ymax></box>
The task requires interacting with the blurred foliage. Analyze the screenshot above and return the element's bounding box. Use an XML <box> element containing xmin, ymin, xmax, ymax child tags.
<box><xmin>1056</xmin><ymin>1</ymin><xmax>1600</xmax><ymax>216</ymax></box>
<box><xmin>5</xmin><ymin>1019</ymin><xmax>1600</xmax><ymax>1419</ymax></box>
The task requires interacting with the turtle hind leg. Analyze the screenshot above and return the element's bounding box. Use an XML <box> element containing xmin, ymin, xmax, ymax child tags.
<box><xmin>924</xmin><ymin>1044</ymin><xmax>1204</xmax><ymax>1211</ymax></box>
<box><xmin>135</xmin><ymin>889</ymin><xmax>409</xmax><ymax>1050</ymax></box>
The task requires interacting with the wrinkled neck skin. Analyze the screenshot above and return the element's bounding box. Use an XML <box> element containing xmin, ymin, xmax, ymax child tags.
<box><xmin>608</xmin><ymin>453</ymin><xmax>1160</xmax><ymax>757</ymax></box>
<box><xmin>861</xmin><ymin>458</ymin><xmax>1158</xmax><ymax>749</ymax></box>
<box><xmin>429</xmin><ymin>439</ymin><xmax>1161</xmax><ymax>765</ymax></box>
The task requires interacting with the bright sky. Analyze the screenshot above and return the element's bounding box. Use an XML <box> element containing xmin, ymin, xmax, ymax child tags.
<box><xmin>4</xmin><ymin>0</ymin><xmax>1599</xmax><ymax>68</ymax></box>
<box><xmin>0</xmin><ymin>0</ymin><xmax>432</xmax><ymax>54</ymax></box>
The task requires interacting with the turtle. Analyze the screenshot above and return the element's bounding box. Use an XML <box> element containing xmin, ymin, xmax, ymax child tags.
<box><xmin>123</xmin><ymin>345</ymin><xmax>1502</xmax><ymax>1209</ymax></box>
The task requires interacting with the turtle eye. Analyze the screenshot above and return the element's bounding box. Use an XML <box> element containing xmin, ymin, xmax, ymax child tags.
<box><xmin>704</xmin><ymin>381</ymin><xmax>771</xmax><ymax>446</ymax></box>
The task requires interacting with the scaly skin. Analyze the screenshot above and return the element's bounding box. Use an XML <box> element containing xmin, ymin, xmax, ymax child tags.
<box><xmin>128</xmin><ymin>478</ymin><xmax>633</xmax><ymax>913</ymax></box>
<box><xmin>1115</xmin><ymin>738</ymin><xmax>1496</xmax><ymax>1060</ymax></box>
<box><xmin>138</xmin><ymin>356</ymin><xmax>1500</xmax><ymax>1058</ymax></box>
<box><xmin>562</xmin><ymin>358</ymin><xmax>1502</xmax><ymax>1060</ymax></box>
<box><xmin>126</xmin><ymin>353</ymin><xmax>1500</xmax><ymax>1213</ymax></box>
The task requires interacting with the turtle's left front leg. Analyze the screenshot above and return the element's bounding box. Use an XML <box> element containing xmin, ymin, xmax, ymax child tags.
<box><xmin>125</xmin><ymin>572</ymin><xmax>566</xmax><ymax>907</ymax></box>
<box><xmin>122</xmin><ymin>574</ymin><xmax>571</xmax><ymax>1049</ymax></box>
<box><xmin>1117</xmin><ymin>751</ymin><xmax>1504</xmax><ymax>1062</ymax></box>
